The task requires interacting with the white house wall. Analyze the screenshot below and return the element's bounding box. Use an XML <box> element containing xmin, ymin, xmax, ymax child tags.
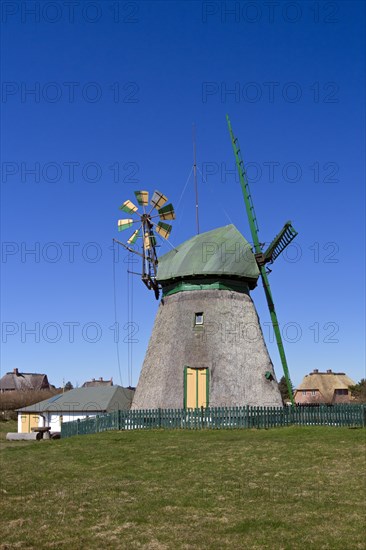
<box><xmin>17</xmin><ymin>411</ymin><xmax>101</xmax><ymax>433</ymax></box>
<box><xmin>47</xmin><ymin>412</ymin><xmax>99</xmax><ymax>432</ymax></box>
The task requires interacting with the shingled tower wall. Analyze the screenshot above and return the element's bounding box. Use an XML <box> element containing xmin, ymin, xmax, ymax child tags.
<box><xmin>131</xmin><ymin>225</ymin><xmax>283</xmax><ymax>409</ymax></box>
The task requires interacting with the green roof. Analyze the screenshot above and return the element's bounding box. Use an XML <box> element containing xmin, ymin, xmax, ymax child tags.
<box><xmin>17</xmin><ymin>386</ymin><xmax>134</xmax><ymax>413</ymax></box>
<box><xmin>157</xmin><ymin>225</ymin><xmax>259</xmax><ymax>284</ymax></box>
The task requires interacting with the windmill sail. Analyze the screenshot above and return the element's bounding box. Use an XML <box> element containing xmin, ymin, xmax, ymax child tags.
<box><xmin>156</xmin><ymin>222</ymin><xmax>172</xmax><ymax>239</ymax></box>
<box><xmin>134</xmin><ymin>190</ymin><xmax>149</xmax><ymax>206</ymax></box>
<box><xmin>158</xmin><ymin>203</ymin><xmax>175</xmax><ymax>220</ymax></box>
<box><xmin>127</xmin><ymin>229</ymin><xmax>140</xmax><ymax>244</ymax></box>
<box><xmin>261</xmin><ymin>222</ymin><xmax>298</xmax><ymax>264</ymax></box>
<box><xmin>151</xmin><ymin>190</ymin><xmax>168</xmax><ymax>210</ymax></box>
<box><xmin>118</xmin><ymin>219</ymin><xmax>134</xmax><ymax>231</ymax></box>
<box><xmin>227</xmin><ymin>115</ymin><xmax>297</xmax><ymax>405</ymax></box>
<box><xmin>120</xmin><ymin>200</ymin><xmax>138</xmax><ymax>214</ymax></box>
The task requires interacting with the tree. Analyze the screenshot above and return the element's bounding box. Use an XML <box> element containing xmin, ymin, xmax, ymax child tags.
<box><xmin>64</xmin><ymin>381</ymin><xmax>73</xmax><ymax>391</ymax></box>
<box><xmin>278</xmin><ymin>375</ymin><xmax>294</xmax><ymax>405</ymax></box>
<box><xmin>349</xmin><ymin>379</ymin><xmax>366</xmax><ymax>403</ymax></box>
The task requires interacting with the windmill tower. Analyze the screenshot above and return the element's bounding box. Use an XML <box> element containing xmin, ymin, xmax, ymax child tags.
<box><xmin>116</xmin><ymin>119</ymin><xmax>298</xmax><ymax>410</ymax></box>
<box><xmin>131</xmin><ymin>224</ymin><xmax>284</xmax><ymax>409</ymax></box>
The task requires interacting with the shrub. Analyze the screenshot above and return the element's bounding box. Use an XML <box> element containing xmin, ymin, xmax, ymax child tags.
<box><xmin>0</xmin><ymin>388</ymin><xmax>62</xmax><ymax>411</ymax></box>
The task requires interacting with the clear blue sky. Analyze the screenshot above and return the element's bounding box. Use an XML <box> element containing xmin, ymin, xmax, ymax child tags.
<box><xmin>1</xmin><ymin>1</ymin><xmax>365</xmax><ymax>389</ymax></box>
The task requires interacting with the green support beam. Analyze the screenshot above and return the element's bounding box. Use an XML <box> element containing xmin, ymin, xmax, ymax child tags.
<box><xmin>226</xmin><ymin>114</ymin><xmax>295</xmax><ymax>406</ymax></box>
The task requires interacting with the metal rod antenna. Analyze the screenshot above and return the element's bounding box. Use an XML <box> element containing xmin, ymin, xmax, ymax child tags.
<box><xmin>192</xmin><ymin>123</ymin><xmax>200</xmax><ymax>234</ymax></box>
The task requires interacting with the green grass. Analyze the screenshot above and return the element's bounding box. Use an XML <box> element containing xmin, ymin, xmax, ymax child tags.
<box><xmin>0</xmin><ymin>423</ymin><xmax>365</xmax><ymax>549</ymax></box>
<box><xmin>0</xmin><ymin>420</ymin><xmax>36</xmax><ymax>451</ymax></box>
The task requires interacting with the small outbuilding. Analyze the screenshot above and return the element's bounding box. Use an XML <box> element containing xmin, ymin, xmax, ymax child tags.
<box><xmin>294</xmin><ymin>369</ymin><xmax>356</xmax><ymax>405</ymax></box>
<box><xmin>17</xmin><ymin>386</ymin><xmax>135</xmax><ymax>433</ymax></box>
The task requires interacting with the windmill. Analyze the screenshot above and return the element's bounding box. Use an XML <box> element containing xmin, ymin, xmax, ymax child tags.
<box><xmin>115</xmin><ymin>190</ymin><xmax>176</xmax><ymax>300</ymax></box>
<box><xmin>226</xmin><ymin>115</ymin><xmax>298</xmax><ymax>405</ymax></box>
<box><xmin>115</xmin><ymin>120</ymin><xmax>298</xmax><ymax>411</ymax></box>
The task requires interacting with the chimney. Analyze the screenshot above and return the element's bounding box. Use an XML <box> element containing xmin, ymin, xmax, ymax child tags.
<box><xmin>326</xmin><ymin>369</ymin><xmax>332</xmax><ymax>374</ymax></box>
<box><xmin>13</xmin><ymin>368</ymin><xmax>19</xmax><ymax>376</ymax></box>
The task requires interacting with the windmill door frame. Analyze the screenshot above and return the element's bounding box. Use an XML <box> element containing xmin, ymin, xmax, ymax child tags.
<box><xmin>183</xmin><ymin>366</ymin><xmax>209</xmax><ymax>409</ymax></box>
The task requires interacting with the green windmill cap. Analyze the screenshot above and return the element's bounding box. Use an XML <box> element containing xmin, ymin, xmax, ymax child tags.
<box><xmin>157</xmin><ymin>224</ymin><xmax>260</xmax><ymax>286</ymax></box>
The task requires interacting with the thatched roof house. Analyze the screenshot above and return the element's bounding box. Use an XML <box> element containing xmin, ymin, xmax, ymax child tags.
<box><xmin>82</xmin><ymin>377</ymin><xmax>113</xmax><ymax>388</ymax></box>
<box><xmin>294</xmin><ymin>369</ymin><xmax>356</xmax><ymax>404</ymax></box>
<box><xmin>0</xmin><ymin>368</ymin><xmax>50</xmax><ymax>392</ymax></box>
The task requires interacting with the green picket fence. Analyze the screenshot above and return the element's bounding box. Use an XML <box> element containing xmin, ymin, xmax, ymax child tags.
<box><xmin>61</xmin><ymin>404</ymin><xmax>366</xmax><ymax>438</ymax></box>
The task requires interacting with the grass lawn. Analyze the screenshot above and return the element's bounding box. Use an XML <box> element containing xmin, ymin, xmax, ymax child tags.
<box><xmin>0</xmin><ymin>421</ymin><xmax>365</xmax><ymax>549</ymax></box>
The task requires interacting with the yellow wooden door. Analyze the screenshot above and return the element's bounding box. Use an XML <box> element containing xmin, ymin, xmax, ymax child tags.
<box><xmin>19</xmin><ymin>414</ymin><xmax>38</xmax><ymax>433</ymax></box>
<box><xmin>20</xmin><ymin>415</ymin><xmax>28</xmax><ymax>433</ymax></box>
<box><xmin>197</xmin><ymin>370</ymin><xmax>208</xmax><ymax>407</ymax></box>
<box><xmin>29</xmin><ymin>414</ymin><xmax>39</xmax><ymax>431</ymax></box>
<box><xmin>184</xmin><ymin>367</ymin><xmax>209</xmax><ymax>408</ymax></box>
<box><xmin>186</xmin><ymin>368</ymin><xmax>196</xmax><ymax>408</ymax></box>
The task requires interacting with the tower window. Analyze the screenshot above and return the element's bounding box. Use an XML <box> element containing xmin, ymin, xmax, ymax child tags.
<box><xmin>195</xmin><ymin>312</ymin><xmax>204</xmax><ymax>326</ymax></box>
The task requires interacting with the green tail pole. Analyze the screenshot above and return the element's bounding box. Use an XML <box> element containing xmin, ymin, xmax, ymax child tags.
<box><xmin>226</xmin><ymin>114</ymin><xmax>295</xmax><ymax>406</ymax></box>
